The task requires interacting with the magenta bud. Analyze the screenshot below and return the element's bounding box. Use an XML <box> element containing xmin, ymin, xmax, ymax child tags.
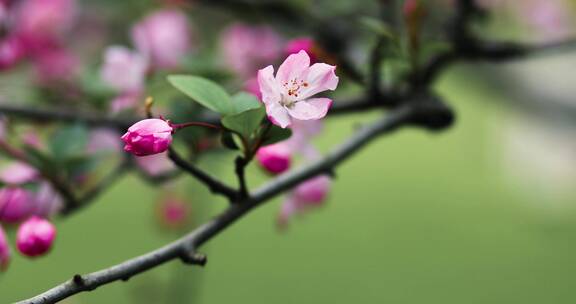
<box><xmin>121</xmin><ymin>118</ymin><xmax>173</xmax><ymax>156</ymax></box>
<box><xmin>16</xmin><ymin>216</ymin><xmax>56</xmax><ymax>257</ymax></box>
<box><xmin>0</xmin><ymin>187</ymin><xmax>34</xmax><ymax>223</ymax></box>
<box><xmin>256</xmin><ymin>143</ymin><xmax>292</xmax><ymax>174</ymax></box>
<box><xmin>285</xmin><ymin>37</ymin><xmax>318</xmax><ymax>63</ymax></box>
<box><xmin>0</xmin><ymin>225</ymin><xmax>10</xmax><ymax>271</ymax></box>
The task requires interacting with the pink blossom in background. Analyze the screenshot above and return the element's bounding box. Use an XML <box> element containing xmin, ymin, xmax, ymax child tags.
<box><xmin>131</xmin><ymin>9</ymin><xmax>192</xmax><ymax>70</ymax></box>
<box><xmin>244</xmin><ymin>77</ymin><xmax>261</xmax><ymax>100</ymax></box>
<box><xmin>0</xmin><ymin>161</ymin><xmax>38</xmax><ymax>185</ymax></box>
<box><xmin>519</xmin><ymin>0</ymin><xmax>572</xmax><ymax>42</ymax></box>
<box><xmin>285</xmin><ymin>37</ymin><xmax>317</xmax><ymax>63</ymax></box>
<box><xmin>121</xmin><ymin>119</ymin><xmax>173</xmax><ymax>156</ymax></box>
<box><xmin>220</xmin><ymin>23</ymin><xmax>282</xmax><ymax>79</ymax></box>
<box><xmin>13</xmin><ymin>0</ymin><xmax>77</xmax><ymax>45</ymax></box>
<box><xmin>32</xmin><ymin>46</ymin><xmax>79</xmax><ymax>83</ymax></box>
<box><xmin>0</xmin><ymin>187</ymin><xmax>34</xmax><ymax>223</ymax></box>
<box><xmin>33</xmin><ymin>182</ymin><xmax>62</xmax><ymax>218</ymax></box>
<box><xmin>87</xmin><ymin>129</ymin><xmax>123</xmax><ymax>154</ymax></box>
<box><xmin>278</xmin><ymin>175</ymin><xmax>332</xmax><ymax>228</ymax></box>
<box><xmin>258</xmin><ymin>50</ymin><xmax>338</xmax><ymax>128</ymax></box>
<box><xmin>157</xmin><ymin>197</ymin><xmax>189</xmax><ymax>230</ymax></box>
<box><xmin>0</xmin><ymin>224</ymin><xmax>10</xmax><ymax>271</ymax></box>
<box><xmin>100</xmin><ymin>46</ymin><xmax>148</xmax><ymax>92</ymax></box>
<box><xmin>256</xmin><ymin>143</ymin><xmax>292</xmax><ymax>174</ymax></box>
<box><xmin>109</xmin><ymin>91</ymin><xmax>142</xmax><ymax>114</ymax></box>
<box><xmin>0</xmin><ymin>35</ymin><xmax>25</xmax><ymax>70</ymax></box>
<box><xmin>135</xmin><ymin>152</ymin><xmax>176</xmax><ymax>176</ymax></box>
<box><xmin>16</xmin><ymin>216</ymin><xmax>56</xmax><ymax>257</ymax></box>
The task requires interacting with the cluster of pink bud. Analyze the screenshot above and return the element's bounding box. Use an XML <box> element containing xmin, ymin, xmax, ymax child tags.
<box><xmin>0</xmin><ymin>138</ymin><xmax>60</xmax><ymax>269</ymax></box>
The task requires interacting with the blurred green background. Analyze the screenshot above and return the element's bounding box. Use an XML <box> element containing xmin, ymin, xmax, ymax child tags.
<box><xmin>3</xmin><ymin>65</ymin><xmax>576</xmax><ymax>303</ymax></box>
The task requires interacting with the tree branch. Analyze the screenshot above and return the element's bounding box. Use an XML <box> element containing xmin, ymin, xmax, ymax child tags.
<box><xmin>18</xmin><ymin>98</ymin><xmax>449</xmax><ymax>304</ymax></box>
<box><xmin>167</xmin><ymin>147</ymin><xmax>238</xmax><ymax>201</ymax></box>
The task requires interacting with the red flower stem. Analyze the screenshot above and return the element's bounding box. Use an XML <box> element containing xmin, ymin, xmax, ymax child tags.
<box><xmin>171</xmin><ymin>122</ymin><xmax>221</xmax><ymax>131</ymax></box>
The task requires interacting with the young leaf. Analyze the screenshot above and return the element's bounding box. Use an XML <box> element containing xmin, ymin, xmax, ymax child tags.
<box><xmin>167</xmin><ymin>75</ymin><xmax>233</xmax><ymax>115</ymax></box>
<box><xmin>221</xmin><ymin>106</ymin><xmax>265</xmax><ymax>140</ymax></box>
<box><xmin>261</xmin><ymin>125</ymin><xmax>292</xmax><ymax>146</ymax></box>
<box><xmin>231</xmin><ymin>92</ymin><xmax>262</xmax><ymax>114</ymax></box>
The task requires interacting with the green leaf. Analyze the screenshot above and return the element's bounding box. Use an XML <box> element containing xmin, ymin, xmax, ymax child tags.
<box><xmin>261</xmin><ymin>125</ymin><xmax>292</xmax><ymax>146</ymax></box>
<box><xmin>231</xmin><ymin>92</ymin><xmax>262</xmax><ymax>114</ymax></box>
<box><xmin>50</xmin><ymin>124</ymin><xmax>89</xmax><ymax>161</ymax></box>
<box><xmin>221</xmin><ymin>106</ymin><xmax>266</xmax><ymax>140</ymax></box>
<box><xmin>167</xmin><ymin>75</ymin><xmax>233</xmax><ymax>115</ymax></box>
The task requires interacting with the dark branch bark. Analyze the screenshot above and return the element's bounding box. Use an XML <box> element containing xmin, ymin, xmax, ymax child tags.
<box><xmin>167</xmin><ymin>147</ymin><xmax>238</xmax><ymax>200</ymax></box>
<box><xmin>17</xmin><ymin>99</ymin><xmax>439</xmax><ymax>304</ymax></box>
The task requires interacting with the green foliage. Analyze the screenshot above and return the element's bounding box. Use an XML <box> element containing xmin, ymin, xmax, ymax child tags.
<box><xmin>261</xmin><ymin>125</ymin><xmax>292</xmax><ymax>146</ymax></box>
<box><xmin>221</xmin><ymin>107</ymin><xmax>266</xmax><ymax>140</ymax></box>
<box><xmin>168</xmin><ymin>75</ymin><xmax>234</xmax><ymax>115</ymax></box>
<box><xmin>231</xmin><ymin>92</ymin><xmax>262</xmax><ymax>114</ymax></box>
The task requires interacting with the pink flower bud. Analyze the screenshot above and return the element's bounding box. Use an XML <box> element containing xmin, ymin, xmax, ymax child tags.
<box><xmin>256</xmin><ymin>143</ymin><xmax>292</xmax><ymax>174</ymax></box>
<box><xmin>285</xmin><ymin>37</ymin><xmax>318</xmax><ymax>63</ymax></box>
<box><xmin>131</xmin><ymin>9</ymin><xmax>192</xmax><ymax>70</ymax></box>
<box><xmin>0</xmin><ymin>225</ymin><xmax>10</xmax><ymax>271</ymax></box>
<box><xmin>293</xmin><ymin>175</ymin><xmax>331</xmax><ymax>204</ymax></box>
<box><xmin>0</xmin><ymin>187</ymin><xmax>34</xmax><ymax>223</ymax></box>
<box><xmin>16</xmin><ymin>216</ymin><xmax>56</xmax><ymax>257</ymax></box>
<box><xmin>0</xmin><ymin>161</ymin><xmax>39</xmax><ymax>185</ymax></box>
<box><xmin>121</xmin><ymin>119</ymin><xmax>173</xmax><ymax>156</ymax></box>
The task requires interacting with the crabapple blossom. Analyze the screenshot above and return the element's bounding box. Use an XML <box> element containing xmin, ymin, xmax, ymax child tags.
<box><xmin>257</xmin><ymin>50</ymin><xmax>338</xmax><ymax>128</ymax></box>
<box><xmin>0</xmin><ymin>36</ymin><xmax>25</xmax><ymax>70</ymax></box>
<box><xmin>16</xmin><ymin>216</ymin><xmax>56</xmax><ymax>257</ymax></box>
<box><xmin>121</xmin><ymin>119</ymin><xmax>173</xmax><ymax>156</ymax></box>
<box><xmin>0</xmin><ymin>187</ymin><xmax>34</xmax><ymax>223</ymax></box>
<box><xmin>14</xmin><ymin>0</ymin><xmax>77</xmax><ymax>46</ymax></box>
<box><xmin>0</xmin><ymin>224</ymin><xmax>9</xmax><ymax>271</ymax></box>
<box><xmin>131</xmin><ymin>9</ymin><xmax>192</xmax><ymax>70</ymax></box>
<box><xmin>256</xmin><ymin>143</ymin><xmax>292</xmax><ymax>174</ymax></box>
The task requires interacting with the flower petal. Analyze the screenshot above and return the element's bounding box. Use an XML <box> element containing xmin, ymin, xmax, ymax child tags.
<box><xmin>276</xmin><ymin>50</ymin><xmax>310</xmax><ymax>85</ymax></box>
<box><xmin>286</xmin><ymin>98</ymin><xmax>332</xmax><ymax>121</ymax></box>
<box><xmin>257</xmin><ymin>65</ymin><xmax>281</xmax><ymax>105</ymax></box>
<box><xmin>265</xmin><ymin>102</ymin><xmax>292</xmax><ymax>128</ymax></box>
<box><xmin>299</xmin><ymin>63</ymin><xmax>339</xmax><ymax>100</ymax></box>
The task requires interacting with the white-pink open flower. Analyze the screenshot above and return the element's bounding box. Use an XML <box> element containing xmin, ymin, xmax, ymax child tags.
<box><xmin>257</xmin><ymin>50</ymin><xmax>338</xmax><ymax>128</ymax></box>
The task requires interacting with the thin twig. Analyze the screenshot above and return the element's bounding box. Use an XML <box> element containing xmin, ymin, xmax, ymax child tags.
<box><xmin>167</xmin><ymin>147</ymin><xmax>238</xmax><ymax>201</ymax></box>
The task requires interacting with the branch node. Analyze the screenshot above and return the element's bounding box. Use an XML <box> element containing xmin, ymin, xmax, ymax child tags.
<box><xmin>409</xmin><ymin>94</ymin><xmax>455</xmax><ymax>131</ymax></box>
<box><xmin>180</xmin><ymin>251</ymin><xmax>208</xmax><ymax>267</ymax></box>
